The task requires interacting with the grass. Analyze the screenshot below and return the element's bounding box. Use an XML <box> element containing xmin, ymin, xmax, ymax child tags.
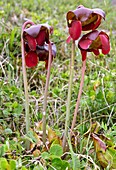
<box><xmin>0</xmin><ymin>0</ymin><xmax>116</xmax><ymax>169</ymax></box>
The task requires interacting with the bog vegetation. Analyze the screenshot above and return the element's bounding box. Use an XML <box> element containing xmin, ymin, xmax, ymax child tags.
<box><xmin>0</xmin><ymin>0</ymin><xmax>116</xmax><ymax>169</ymax></box>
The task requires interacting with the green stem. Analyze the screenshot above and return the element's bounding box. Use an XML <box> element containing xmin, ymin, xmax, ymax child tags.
<box><xmin>42</xmin><ymin>42</ymin><xmax>52</xmax><ymax>144</ymax></box>
<box><xmin>21</xmin><ymin>20</ymin><xmax>34</xmax><ymax>150</ymax></box>
<box><xmin>63</xmin><ymin>40</ymin><xmax>75</xmax><ymax>151</ymax></box>
<box><xmin>71</xmin><ymin>59</ymin><xmax>86</xmax><ymax>131</ymax></box>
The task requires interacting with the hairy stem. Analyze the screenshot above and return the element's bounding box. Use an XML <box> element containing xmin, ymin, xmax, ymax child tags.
<box><xmin>71</xmin><ymin>59</ymin><xmax>86</xmax><ymax>131</ymax></box>
<box><xmin>63</xmin><ymin>40</ymin><xmax>75</xmax><ymax>151</ymax></box>
<box><xmin>21</xmin><ymin>20</ymin><xmax>34</xmax><ymax>150</ymax></box>
<box><xmin>42</xmin><ymin>42</ymin><xmax>52</xmax><ymax>144</ymax></box>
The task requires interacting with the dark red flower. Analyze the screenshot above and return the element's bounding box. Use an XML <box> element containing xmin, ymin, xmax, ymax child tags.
<box><xmin>25</xmin><ymin>51</ymin><xmax>38</xmax><ymax>67</ymax></box>
<box><xmin>36</xmin><ymin>43</ymin><xmax>56</xmax><ymax>69</ymax></box>
<box><xmin>66</xmin><ymin>5</ymin><xmax>105</xmax><ymax>42</ymax></box>
<box><xmin>78</xmin><ymin>30</ymin><xmax>110</xmax><ymax>61</ymax></box>
<box><xmin>23</xmin><ymin>23</ymin><xmax>56</xmax><ymax>68</ymax></box>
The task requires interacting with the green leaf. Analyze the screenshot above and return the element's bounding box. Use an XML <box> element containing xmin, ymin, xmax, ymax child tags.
<box><xmin>33</xmin><ymin>164</ymin><xmax>44</xmax><ymax>170</ymax></box>
<box><xmin>68</xmin><ymin>139</ymin><xmax>81</xmax><ymax>170</ymax></box>
<box><xmin>50</xmin><ymin>144</ymin><xmax>63</xmax><ymax>157</ymax></box>
<box><xmin>101</xmin><ymin>122</ymin><xmax>107</xmax><ymax>131</ymax></box>
<box><xmin>26</xmin><ymin>130</ymin><xmax>38</xmax><ymax>143</ymax></box>
<box><xmin>41</xmin><ymin>152</ymin><xmax>50</xmax><ymax>160</ymax></box>
<box><xmin>9</xmin><ymin>160</ymin><xmax>16</xmax><ymax>170</ymax></box>
<box><xmin>92</xmin><ymin>133</ymin><xmax>107</xmax><ymax>153</ymax></box>
<box><xmin>62</xmin><ymin>160</ymin><xmax>70</xmax><ymax>169</ymax></box>
<box><xmin>4</xmin><ymin>128</ymin><xmax>13</xmax><ymax>134</ymax></box>
<box><xmin>92</xmin><ymin>133</ymin><xmax>116</xmax><ymax>168</ymax></box>
<box><xmin>21</xmin><ymin>166</ymin><xmax>28</xmax><ymax>170</ymax></box>
<box><xmin>9</xmin><ymin>27</ymin><xmax>17</xmax><ymax>51</ymax></box>
<box><xmin>51</xmin><ymin>158</ymin><xmax>62</xmax><ymax>170</ymax></box>
<box><xmin>0</xmin><ymin>145</ymin><xmax>5</xmax><ymax>157</ymax></box>
<box><xmin>108</xmin><ymin>147</ymin><xmax>116</xmax><ymax>169</ymax></box>
<box><xmin>0</xmin><ymin>158</ymin><xmax>9</xmax><ymax>169</ymax></box>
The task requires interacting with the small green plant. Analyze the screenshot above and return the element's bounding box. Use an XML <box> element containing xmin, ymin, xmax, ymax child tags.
<box><xmin>41</xmin><ymin>144</ymin><xmax>70</xmax><ymax>170</ymax></box>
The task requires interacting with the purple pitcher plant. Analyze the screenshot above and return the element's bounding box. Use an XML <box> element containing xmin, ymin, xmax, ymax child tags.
<box><xmin>21</xmin><ymin>20</ymin><xmax>56</xmax><ymax>148</ymax></box>
<box><xmin>63</xmin><ymin>5</ymin><xmax>110</xmax><ymax>150</ymax></box>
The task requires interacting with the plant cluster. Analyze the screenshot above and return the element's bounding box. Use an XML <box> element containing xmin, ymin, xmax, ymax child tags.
<box><xmin>0</xmin><ymin>1</ymin><xmax>116</xmax><ymax>170</ymax></box>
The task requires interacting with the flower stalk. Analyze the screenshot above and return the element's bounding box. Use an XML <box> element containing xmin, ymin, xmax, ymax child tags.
<box><xmin>42</xmin><ymin>42</ymin><xmax>52</xmax><ymax>144</ymax></box>
<box><xmin>21</xmin><ymin>20</ymin><xmax>34</xmax><ymax>150</ymax></box>
<box><xmin>63</xmin><ymin>40</ymin><xmax>75</xmax><ymax>151</ymax></box>
<box><xmin>71</xmin><ymin>59</ymin><xmax>86</xmax><ymax>130</ymax></box>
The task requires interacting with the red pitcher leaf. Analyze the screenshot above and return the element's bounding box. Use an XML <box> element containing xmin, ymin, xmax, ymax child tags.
<box><xmin>25</xmin><ymin>51</ymin><xmax>38</xmax><ymax>67</ymax></box>
<box><xmin>69</xmin><ymin>20</ymin><xmax>82</xmax><ymax>40</ymax></box>
<box><xmin>92</xmin><ymin>133</ymin><xmax>107</xmax><ymax>153</ymax></box>
<box><xmin>24</xmin><ymin>34</ymin><xmax>36</xmax><ymax>51</ymax></box>
<box><xmin>96</xmin><ymin>134</ymin><xmax>114</xmax><ymax>147</ymax></box>
<box><xmin>99</xmin><ymin>34</ymin><xmax>110</xmax><ymax>54</ymax></box>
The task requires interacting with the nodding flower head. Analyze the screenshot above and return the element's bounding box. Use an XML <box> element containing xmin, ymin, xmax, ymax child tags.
<box><xmin>23</xmin><ymin>23</ymin><xmax>56</xmax><ymax>69</ymax></box>
<box><xmin>78</xmin><ymin>30</ymin><xmax>110</xmax><ymax>61</ymax></box>
<box><xmin>66</xmin><ymin>5</ymin><xmax>105</xmax><ymax>42</ymax></box>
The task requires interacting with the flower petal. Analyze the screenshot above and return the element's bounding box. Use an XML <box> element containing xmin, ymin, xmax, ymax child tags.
<box><xmin>92</xmin><ymin>15</ymin><xmax>102</xmax><ymax>30</ymax></box>
<box><xmin>92</xmin><ymin>49</ymin><xmax>100</xmax><ymax>55</ymax></box>
<box><xmin>24</xmin><ymin>34</ymin><xmax>36</xmax><ymax>51</ymax></box>
<box><xmin>24</xmin><ymin>24</ymin><xmax>42</xmax><ymax>38</ymax></box>
<box><xmin>79</xmin><ymin>39</ymin><xmax>92</xmax><ymax>50</ymax></box>
<box><xmin>85</xmin><ymin>30</ymin><xmax>100</xmax><ymax>40</ymax></box>
<box><xmin>73</xmin><ymin>6</ymin><xmax>92</xmax><ymax>22</ymax></box>
<box><xmin>82</xmin><ymin>14</ymin><xmax>102</xmax><ymax>31</ymax></box>
<box><xmin>81</xmin><ymin>50</ymin><xmax>87</xmax><ymax>61</ymax></box>
<box><xmin>36</xmin><ymin>29</ymin><xmax>47</xmax><ymax>46</ymax></box>
<box><xmin>25</xmin><ymin>51</ymin><xmax>38</xmax><ymax>67</ymax></box>
<box><xmin>69</xmin><ymin>20</ymin><xmax>82</xmax><ymax>40</ymax></box>
<box><xmin>45</xmin><ymin>60</ymin><xmax>49</xmax><ymax>69</ymax></box>
<box><xmin>66</xmin><ymin>35</ymin><xmax>72</xmax><ymax>43</ymax></box>
<box><xmin>44</xmin><ymin>43</ymin><xmax>57</xmax><ymax>57</ymax></box>
<box><xmin>36</xmin><ymin>43</ymin><xmax>56</xmax><ymax>69</ymax></box>
<box><xmin>92</xmin><ymin>8</ymin><xmax>105</xmax><ymax>19</ymax></box>
<box><xmin>99</xmin><ymin>34</ymin><xmax>110</xmax><ymax>54</ymax></box>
